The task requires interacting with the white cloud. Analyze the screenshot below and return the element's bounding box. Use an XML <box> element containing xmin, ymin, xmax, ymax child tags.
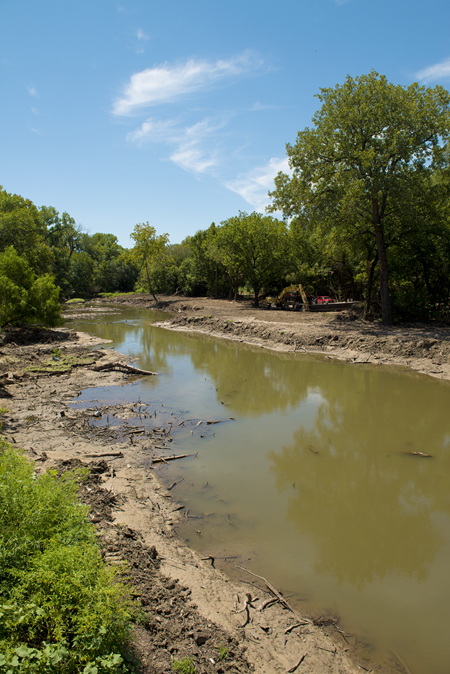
<box><xmin>416</xmin><ymin>57</ymin><xmax>450</xmax><ymax>83</ymax></box>
<box><xmin>113</xmin><ymin>51</ymin><xmax>264</xmax><ymax>115</ymax></box>
<box><xmin>27</xmin><ymin>86</ymin><xmax>37</xmax><ymax>96</ymax></box>
<box><xmin>225</xmin><ymin>157</ymin><xmax>291</xmax><ymax>210</ymax></box>
<box><xmin>128</xmin><ymin>116</ymin><xmax>224</xmax><ymax>174</ymax></box>
<box><xmin>136</xmin><ymin>29</ymin><xmax>149</xmax><ymax>41</ymax></box>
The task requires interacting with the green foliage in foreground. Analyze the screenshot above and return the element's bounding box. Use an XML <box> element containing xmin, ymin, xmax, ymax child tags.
<box><xmin>0</xmin><ymin>247</ymin><xmax>63</xmax><ymax>330</ymax></box>
<box><xmin>0</xmin><ymin>441</ymin><xmax>137</xmax><ymax>673</ymax></box>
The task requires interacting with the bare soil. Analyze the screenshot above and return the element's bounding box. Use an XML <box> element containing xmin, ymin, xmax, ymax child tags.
<box><xmin>2</xmin><ymin>294</ymin><xmax>446</xmax><ymax>674</ymax></box>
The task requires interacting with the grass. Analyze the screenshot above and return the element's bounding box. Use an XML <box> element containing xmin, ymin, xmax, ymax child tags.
<box><xmin>24</xmin><ymin>353</ymin><xmax>96</xmax><ymax>374</ymax></box>
<box><xmin>172</xmin><ymin>657</ymin><xmax>197</xmax><ymax>674</ymax></box>
<box><xmin>0</xmin><ymin>441</ymin><xmax>138</xmax><ymax>673</ymax></box>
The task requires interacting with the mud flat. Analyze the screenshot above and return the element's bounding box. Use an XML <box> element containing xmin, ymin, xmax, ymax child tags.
<box><xmin>2</xmin><ymin>303</ymin><xmax>442</xmax><ymax>673</ymax></box>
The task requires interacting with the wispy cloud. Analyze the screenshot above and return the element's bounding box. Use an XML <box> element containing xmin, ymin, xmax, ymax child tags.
<box><xmin>128</xmin><ymin>116</ymin><xmax>226</xmax><ymax>173</ymax></box>
<box><xmin>416</xmin><ymin>57</ymin><xmax>450</xmax><ymax>83</ymax></box>
<box><xmin>225</xmin><ymin>157</ymin><xmax>291</xmax><ymax>210</ymax></box>
<box><xmin>27</xmin><ymin>86</ymin><xmax>37</xmax><ymax>96</ymax></box>
<box><xmin>113</xmin><ymin>51</ymin><xmax>264</xmax><ymax>115</ymax></box>
<box><xmin>136</xmin><ymin>28</ymin><xmax>149</xmax><ymax>41</ymax></box>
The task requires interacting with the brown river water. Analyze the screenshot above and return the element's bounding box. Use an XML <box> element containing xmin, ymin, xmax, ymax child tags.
<box><xmin>70</xmin><ymin>307</ymin><xmax>450</xmax><ymax>674</ymax></box>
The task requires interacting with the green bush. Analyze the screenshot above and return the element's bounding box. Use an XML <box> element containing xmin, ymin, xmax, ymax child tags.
<box><xmin>0</xmin><ymin>441</ymin><xmax>137</xmax><ymax>673</ymax></box>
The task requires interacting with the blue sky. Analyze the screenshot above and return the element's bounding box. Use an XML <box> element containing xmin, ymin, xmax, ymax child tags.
<box><xmin>1</xmin><ymin>0</ymin><xmax>450</xmax><ymax>248</ymax></box>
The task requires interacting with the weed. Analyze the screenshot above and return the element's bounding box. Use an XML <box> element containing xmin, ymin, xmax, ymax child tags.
<box><xmin>217</xmin><ymin>642</ymin><xmax>229</xmax><ymax>660</ymax></box>
<box><xmin>172</xmin><ymin>656</ymin><xmax>197</xmax><ymax>674</ymax></box>
<box><xmin>0</xmin><ymin>441</ymin><xmax>138</xmax><ymax>673</ymax></box>
<box><xmin>226</xmin><ymin>319</ymin><xmax>233</xmax><ymax>324</ymax></box>
<box><xmin>279</xmin><ymin>331</ymin><xmax>285</xmax><ymax>335</ymax></box>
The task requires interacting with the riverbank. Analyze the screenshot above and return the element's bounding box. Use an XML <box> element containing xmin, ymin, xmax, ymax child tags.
<box><xmin>2</xmin><ymin>295</ymin><xmax>442</xmax><ymax>673</ymax></box>
<box><xmin>107</xmin><ymin>293</ymin><xmax>450</xmax><ymax>382</ymax></box>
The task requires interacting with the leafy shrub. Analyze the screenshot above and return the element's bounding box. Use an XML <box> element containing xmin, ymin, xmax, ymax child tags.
<box><xmin>0</xmin><ymin>441</ymin><xmax>137</xmax><ymax>673</ymax></box>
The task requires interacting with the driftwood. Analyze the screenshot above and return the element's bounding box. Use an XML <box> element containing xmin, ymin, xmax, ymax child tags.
<box><xmin>235</xmin><ymin>565</ymin><xmax>294</xmax><ymax>612</ymax></box>
<box><xmin>256</xmin><ymin>597</ymin><xmax>278</xmax><ymax>612</ymax></box>
<box><xmin>84</xmin><ymin>451</ymin><xmax>124</xmax><ymax>458</ymax></box>
<box><xmin>168</xmin><ymin>477</ymin><xmax>185</xmax><ymax>491</ymax></box>
<box><xmin>398</xmin><ymin>451</ymin><xmax>432</xmax><ymax>458</ymax></box>
<box><xmin>308</xmin><ymin>445</ymin><xmax>318</xmax><ymax>454</ymax></box>
<box><xmin>284</xmin><ymin>621</ymin><xmax>311</xmax><ymax>634</ymax></box>
<box><xmin>288</xmin><ymin>653</ymin><xmax>307</xmax><ymax>673</ymax></box>
<box><xmin>92</xmin><ymin>361</ymin><xmax>157</xmax><ymax>376</ymax></box>
<box><xmin>152</xmin><ymin>453</ymin><xmax>196</xmax><ymax>464</ymax></box>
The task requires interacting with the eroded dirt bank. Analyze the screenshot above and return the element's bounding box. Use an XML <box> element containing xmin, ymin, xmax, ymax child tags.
<box><xmin>2</xmin><ymin>296</ymin><xmax>443</xmax><ymax>674</ymax></box>
<box><xmin>106</xmin><ymin>293</ymin><xmax>450</xmax><ymax>381</ymax></box>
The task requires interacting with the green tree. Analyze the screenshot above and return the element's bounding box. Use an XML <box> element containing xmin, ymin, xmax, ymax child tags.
<box><xmin>214</xmin><ymin>212</ymin><xmax>291</xmax><ymax>306</ymax></box>
<box><xmin>129</xmin><ymin>223</ymin><xmax>169</xmax><ymax>302</ymax></box>
<box><xmin>0</xmin><ymin>247</ymin><xmax>62</xmax><ymax>329</ymax></box>
<box><xmin>0</xmin><ymin>188</ymin><xmax>53</xmax><ymax>275</ymax></box>
<box><xmin>269</xmin><ymin>71</ymin><xmax>450</xmax><ymax>325</ymax></box>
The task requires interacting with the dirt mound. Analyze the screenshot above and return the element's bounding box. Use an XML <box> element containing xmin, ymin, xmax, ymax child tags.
<box><xmin>0</xmin><ymin>326</ymin><xmax>77</xmax><ymax>346</ymax></box>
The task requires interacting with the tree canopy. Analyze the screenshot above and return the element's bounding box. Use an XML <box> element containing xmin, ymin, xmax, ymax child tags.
<box><xmin>269</xmin><ymin>71</ymin><xmax>450</xmax><ymax>325</ymax></box>
<box><xmin>129</xmin><ymin>223</ymin><xmax>169</xmax><ymax>302</ymax></box>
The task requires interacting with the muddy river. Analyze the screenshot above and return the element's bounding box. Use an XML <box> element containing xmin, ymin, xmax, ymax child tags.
<box><xmin>70</xmin><ymin>307</ymin><xmax>450</xmax><ymax>674</ymax></box>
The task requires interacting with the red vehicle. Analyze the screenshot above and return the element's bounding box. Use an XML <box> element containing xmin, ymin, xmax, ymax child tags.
<box><xmin>316</xmin><ymin>296</ymin><xmax>336</xmax><ymax>304</ymax></box>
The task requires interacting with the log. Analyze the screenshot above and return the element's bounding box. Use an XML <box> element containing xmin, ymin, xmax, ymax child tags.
<box><xmin>92</xmin><ymin>361</ymin><xmax>157</xmax><ymax>375</ymax></box>
<box><xmin>152</xmin><ymin>453</ymin><xmax>196</xmax><ymax>464</ymax></box>
<box><xmin>84</xmin><ymin>451</ymin><xmax>123</xmax><ymax>458</ymax></box>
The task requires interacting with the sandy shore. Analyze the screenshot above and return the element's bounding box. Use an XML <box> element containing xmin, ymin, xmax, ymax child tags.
<box><xmin>3</xmin><ymin>295</ymin><xmax>446</xmax><ymax>673</ymax></box>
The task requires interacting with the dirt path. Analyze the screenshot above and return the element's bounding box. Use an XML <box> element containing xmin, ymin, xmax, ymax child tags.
<box><xmin>2</xmin><ymin>296</ymin><xmax>441</xmax><ymax>673</ymax></box>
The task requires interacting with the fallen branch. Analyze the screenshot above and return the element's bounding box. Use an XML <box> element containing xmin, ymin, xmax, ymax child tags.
<box><xmin>84</xmin><ymin>451</ymin><xmax>124</xmax><ymax>458</ymax></box>
<box><xmin>397</xmin><ymin>451</ymin><xmax>432</xmax><ymax>458</ymax></box>
<box><xmin>284</xmin><ymin>621</ymin><xmax>311</xmax><ymax>634</ymax></box>
<box><xmin>168</xmin><ymin>477</ymin><xmax>185</xmax><ymax>490</ymax></box>
<box><xmin>201</xmin><ymin>555</ymin><xmax>215</xmax><ymax>568</ymax></box>
<box><xmin>256</xmin><ymin>597</ymin><xmax>278</xmax><ymax>612</ymax></box>
<box><xmin>92</xmin><ymin>361</ymin><xmax>157</xmax><ymax>376</ymax></box>
<box><xmin>152</xmin><ymin>453</ymin><xmax>196</xmax><ymax>464</ymax></box>
<box><xmin>287</xmin><ymin>652</ymin><xmax>307</xmax><ymax>672</ymax></box>
<box><xmin>235</xmin><ymin>565</ymin><xmax>294</xmax><ymax>612</ymax></box>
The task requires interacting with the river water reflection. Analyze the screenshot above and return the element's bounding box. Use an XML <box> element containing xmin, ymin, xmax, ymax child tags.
<box><xmin>70</xmin><ymin>307</ymin><xmax>450</xmax><ymax>673</ymax></box>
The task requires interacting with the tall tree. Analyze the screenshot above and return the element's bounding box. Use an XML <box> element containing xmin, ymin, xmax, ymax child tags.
<box><xmin>214</xmin><ymin>212</ymin><xmax>291</xmax><ymax>306</ymax></box>
<box><xmin>269</xmin><ymin>71</ymin><xmax>450</xmax><ymax>325</ymax></box>
<box><xmin>129</xmin><ymin>223</ymin><xmax>169</xmax><ymax>302</ymax></box>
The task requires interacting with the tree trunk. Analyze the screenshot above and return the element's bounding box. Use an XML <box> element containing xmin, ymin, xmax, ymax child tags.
<box><xmin>363</xmin><ymin>251</ymin><xmax>378</xmax><ymax>320</ymax></box>
<box><xmin>372</xmin><ymin>198</ymin><xmax>393</xmax><ymax>326</ymax></box>
<box><xmin>254</xmin><ymin>284</ymin><xmax>260</xmax><ymax>307</ymax></box>
<box><xmin>145</xmin><ymin>261</ymin><xmax>158</xmax><ymax>303</ymax></box>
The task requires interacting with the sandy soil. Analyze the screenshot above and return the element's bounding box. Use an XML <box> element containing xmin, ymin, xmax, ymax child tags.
<box><xmin>2</xmin><ymin>294</ymin><xmax>445</xmax><ymax>674</ymax></box>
